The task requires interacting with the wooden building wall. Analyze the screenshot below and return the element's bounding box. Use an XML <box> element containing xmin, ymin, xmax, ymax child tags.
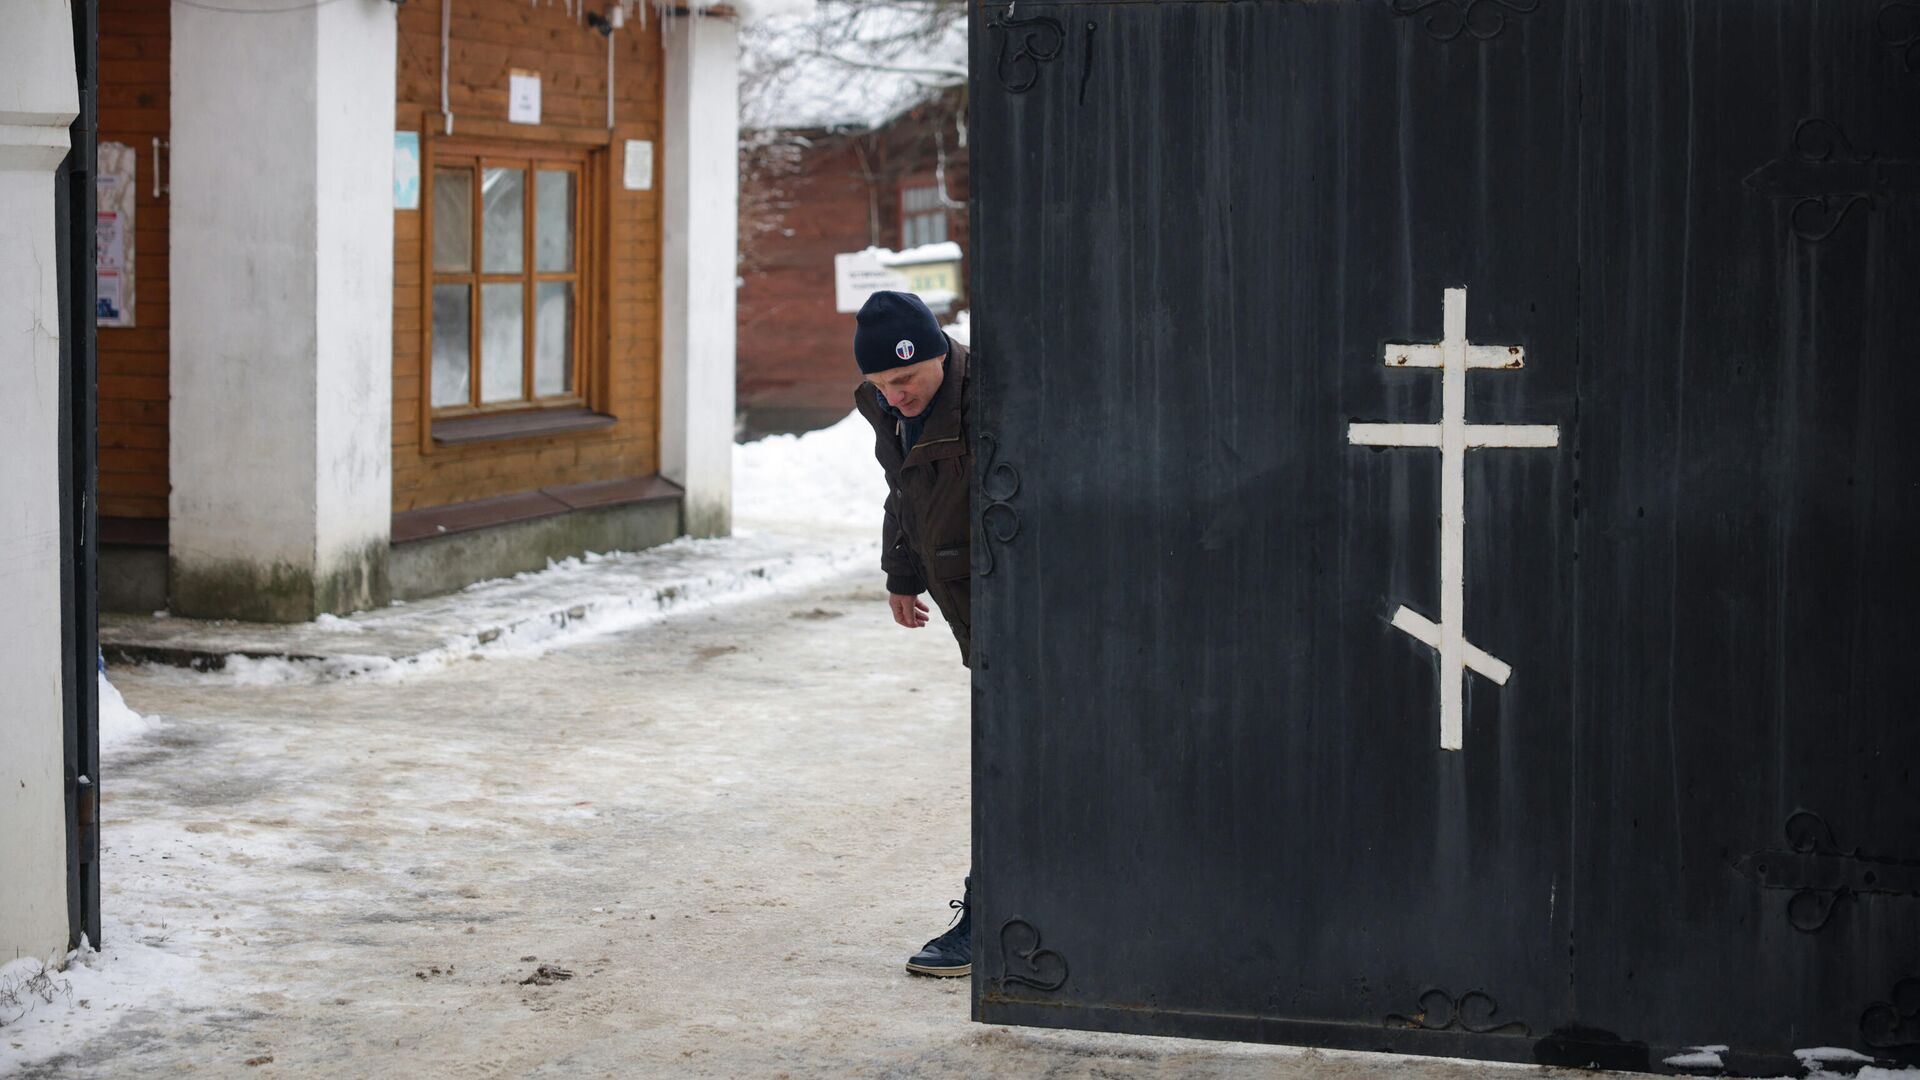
<box><xmin>393</xmin><ymin>0</ymin><xmax>665</xmax><ymax>512</ymax></box>
<box><xmin>736</xmin><ymin>92</ymin><xmax>969</xmax><ymax>437</ymax></box>
<box><xmin>95</xmin><ymin>0</ymin><xmax>667</xmax><ymax>521</ymax></box>
<box><xmin>96</xmin><ymin>0</ymin><xmax>171</xmax><ymax>521</ymax></box>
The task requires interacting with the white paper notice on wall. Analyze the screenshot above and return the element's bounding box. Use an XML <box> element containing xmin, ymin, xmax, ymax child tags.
<box><xmin>508</xmin><ymin>69</ymin><xmax>542</xmax><ymax>125</ymax></box>
<box><xmin>834</xmin><ymin>250</ymin><xmax>910</xmax><ymax>314</ymax></box>
<box><xmin>96</xmin><ymin>141</ymin><xmax>136</xmax><ymax>328</ymax></box>
<box><xmin>623</xmin><ymin>140</ymin><xmax>653</xmax><ymax>190</ymax></box>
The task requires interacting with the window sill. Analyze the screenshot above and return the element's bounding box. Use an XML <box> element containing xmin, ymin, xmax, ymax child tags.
<box><xmin>431</xmin><ymin>406</ymin><xmax>615</xmax><ymax>446</ymax></box>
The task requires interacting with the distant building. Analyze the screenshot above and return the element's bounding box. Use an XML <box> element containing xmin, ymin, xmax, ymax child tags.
<box><xmin>88</xmin><ymin>0</ymin><xmax>744</xmax><ymax>622</ymax></box>
<box><xmin>736</xmin><ymin>72</ymin><xmax>967</xmax><ymax>438</ymax></box>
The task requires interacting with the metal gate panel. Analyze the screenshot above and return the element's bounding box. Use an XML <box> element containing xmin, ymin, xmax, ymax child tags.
<box><xmin>968</xmin><ymin>0</ymin><xmax>1920</xmax><ymax>1070</ymax></box>
<box><xmin>1565</xmin><ymin>2</ymin><xmax>1920</xmax><ymax>1068</ymax></box>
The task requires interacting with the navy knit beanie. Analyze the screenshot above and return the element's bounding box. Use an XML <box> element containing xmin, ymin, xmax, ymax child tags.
<box><xmin>853</xmin><ymin>290</ymin><xmax>947</xmax><ymax>375</ymax></box>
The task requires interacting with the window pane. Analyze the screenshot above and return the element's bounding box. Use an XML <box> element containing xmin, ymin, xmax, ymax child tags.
<box><xmin>433</xmin><ymin>169</ymin><xmax>471</xmax><ymax>273</ymax></box>
<box><xmin>534</xmin><ymin>282</ymin><xmax>572</xmax><ymax>397</ymax></box>
<box><xmin>536</xmin><ymin>170</ymin><xmax>574</xmax><ymax>272</ymax></box>
<box><xmin>482</xmin><ymin>167</ymin><xmax>525</xmax><ymax>274</ymax></box>
<box><xmin>480</xmin><ymin>282</ymin><xmax>525</xmax><ymax>403</ymax></box>
<box><xmin>431</xmin><ymin>284</ymin><xmax>471</xmax><ymax>408</ymax></box>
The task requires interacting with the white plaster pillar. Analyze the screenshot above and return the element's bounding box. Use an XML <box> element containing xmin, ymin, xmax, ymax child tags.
<box><xmin>0</xmin><ymin>0</ymin><xmax>79</xmax><ymax>963</ymax></box>
<box><xmin>661</xmin><ymin>12</ymin><xmax>740</xmax><ymax>538</ymax></box>
<box><xmin>170</xmin><ymin>0</ymin><xmax>396</xmax><ymax>621</ymax></box>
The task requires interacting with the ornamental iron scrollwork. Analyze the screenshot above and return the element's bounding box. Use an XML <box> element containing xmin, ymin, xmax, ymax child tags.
<box><xmin>1385</xmin><ymin>988</ymin><xmax>1529</xmax><ymax>1036</ymax></box>
<box><xmin>977</xmin><ymin>433</ymin><xmax>1022</xmax><ymax>577</ymax></box>
<box><xmin>989</xmin><ymin>9</ymin><xmax>1066</xmax><ymax>93</ymax></box>
<box><xmin>1880</xmin><ymin>1</ymin><xmax>1920</xmax><ymax>74</ymax></box>
<box><xmin>1863</xmin><ymin>978</ymin><xmax>1920</xmax><ymax>1050</ymax></box>
<box><xmin>997</xmin><ymin>917</ymin><xmax>1069</xmax><ymax>992</ymax></box>
<box><xmin>1743</xmin><ymin>119</ymin><xmax>1920</xmax><ymax>243</ymax></box>
<box><xmin>1391</xmin><ymin>0</ymin><xmax>1540</xmax><ymax>42</ymax></box>
<box><xmin>1733</xmin><ymin>810</ymin><xmax>1920</xmax><ymax>933</ymax></box>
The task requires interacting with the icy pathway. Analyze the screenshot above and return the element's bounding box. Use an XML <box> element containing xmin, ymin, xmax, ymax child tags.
<box><xmin>9</xmin><ymin>574</ymin><xmax>1644</xmax><ymax>1080</ymax></box>
<box><xmin>99</xmin><ymin>524</ymin><xmax>876</xmax><ymax>678</ymax></box>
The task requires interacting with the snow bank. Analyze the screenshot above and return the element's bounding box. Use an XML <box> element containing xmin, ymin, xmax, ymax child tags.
<box><xmin>733</xmin><ymin>410</ymin><xmax>888</xmax><ymax>530</ymax></box>
<box><xmin>1664</xmin><ymin>1046</ymin><xmax>1727</xmax><ymax>1070</ymax></box>
<box><xmin>0</xmin><ymin>928</ymin><xmax>215</xmax><ymax>1072</ymax></box>
<box><xmin>731</xmin><ymin>310</ymin><xmax>968</xmax><ymax>532</ymax></box>
<box><xmin>98</xmin><ymin>672</ymin><xmax>159</xmax><ymax>751</ymax></box>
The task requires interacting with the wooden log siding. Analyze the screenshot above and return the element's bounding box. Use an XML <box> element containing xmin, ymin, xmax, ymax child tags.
<box><xmin>92</xmin><ymin>0</ymin><xmax>666</xmax><ymax>520</ymax></box>
<box><xmin>394</xmin><ymin>0</ymin><xmax>663</xmax><ymax>513</ymax></box>
<box><xmin>96</xmin><ymin>0</ymin><xmax>172</xmax><ymax>520</ymax></box>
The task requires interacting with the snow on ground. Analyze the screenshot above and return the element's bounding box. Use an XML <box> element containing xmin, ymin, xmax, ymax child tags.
<box><xmin>732</xmin><ymin>411</ymin><xmax>888</xmax><ymax>531</ymax></box>
<box><xmin>728</xmin><ymin>308</ymin><xmax>964</xmax><ymax>534</ymax></box>
<box><xmin>1</xmin><ymin>390</ymin><xmax>917</xmax><ymax>1072</ymax></box>
<box><xmin>98</xmin><ymin>672</ymin><xmax>160</xmax><ymax>751</ymax></box>
<box><xmin>1</xmin><ymin>923</ymin><xmax>226</xmax><ymax>1069</ymax></box>
<box><xmin>37</xmin><ymin>570</ymin><xmax>1920</xmax><ymax>1078</ymax></box>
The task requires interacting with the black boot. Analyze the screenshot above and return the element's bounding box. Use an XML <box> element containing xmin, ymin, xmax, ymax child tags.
<box><xmin>905</xmin><ymin>877</ymin><xmax>971</xmax><ymax>978</ymax></box>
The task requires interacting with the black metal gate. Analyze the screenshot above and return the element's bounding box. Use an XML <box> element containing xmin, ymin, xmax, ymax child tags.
<box><xmin>968</xmin><ymin>1</ymin><xmax>1920</xmax><ymax>1071</ymax></box>
<box><xmin>58</xmin><ymin>0</ymin><xmax>102</xmax><ymax>953</ymax></box>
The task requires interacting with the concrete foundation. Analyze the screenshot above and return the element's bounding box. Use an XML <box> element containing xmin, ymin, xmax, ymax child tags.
<box><xmin>391</xmin><ymin>500</ymin><xmax>682</xmax><ymax>601</ymax></box>
<box><xmin>99</xmin><ymin>545</ymin><xmax>169</xmax><ymax>614</ymax></box>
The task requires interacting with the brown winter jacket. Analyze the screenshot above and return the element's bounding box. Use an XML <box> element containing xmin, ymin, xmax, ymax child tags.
<box><xmin>854</xmin><ymin>337</ymin><xmax>973</xmax><ymax>666</ymax></box>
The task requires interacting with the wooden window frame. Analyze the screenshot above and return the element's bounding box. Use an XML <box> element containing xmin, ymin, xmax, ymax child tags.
<box><xmin>421</xmin><ymin>137</ymin><xmax>606</xmax><ymax>448</ymax></box>
<box><xmin>897</xmin><ymin>174</ymin><xmax>946</xmax><ymax>249</ymax></box>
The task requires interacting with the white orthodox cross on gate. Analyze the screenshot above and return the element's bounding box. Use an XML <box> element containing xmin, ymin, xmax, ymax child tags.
<box><xmin>1348</xmin><ymin>287</ymin><xmax>1559</xmax><ymax>752</ymax></box>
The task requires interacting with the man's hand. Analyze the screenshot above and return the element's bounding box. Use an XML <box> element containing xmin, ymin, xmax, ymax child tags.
<box><xmin>889</xmin><ymin>593</ymin><xmax>930</xmax><ymax>629</ymax></box>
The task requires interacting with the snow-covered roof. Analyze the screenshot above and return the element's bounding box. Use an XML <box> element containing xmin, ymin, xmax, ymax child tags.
<box><xmin>720</xmin><ymin>0</ymin><xmax>817</xmax><ymax>23</ymax></box>
<box><xmin>616</xmin><ymin>0</ymin><xmax>817</xmax><ymax>28</ymax></box>
<box><xmin>739</xmin><ymin>0</ymin><xmax>967</xmax><ymax>131</ymax></box>
<box><xmin>878</xmin><ymin>241</ymin><xmax>962</xmax><ymax>266</ymax></box>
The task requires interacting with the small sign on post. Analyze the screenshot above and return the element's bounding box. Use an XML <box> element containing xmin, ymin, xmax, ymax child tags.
<box><xmin>834</xmin><ymin>250</ymin><xmax>910</xmax><ymax>313</ymax></box>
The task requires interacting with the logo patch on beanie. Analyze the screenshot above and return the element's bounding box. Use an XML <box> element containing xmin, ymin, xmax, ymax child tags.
<box><xmin>895</xmin><ymin>339</ymin><xmax>915</xmax><ymax>361</ymax></box>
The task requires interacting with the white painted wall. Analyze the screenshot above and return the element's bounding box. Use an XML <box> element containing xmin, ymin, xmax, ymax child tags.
<box><xmin>661</xmin><ymin>12</ymin><xmax>740</xmax><ymax>538</ymax></box>
<box><xmin>313</xmin><ymin>3</ymin><xmax>398</xmax><ymax>588</ymax></box>
<box><xmin>0</xmin><ymin>0</ymin><xmax>79</xmax><ymax>963</ymax></box>
<box><xmin>171</xmin><ymin>0</ymin><xmax>395</xmax><ymax>619</ymax></box>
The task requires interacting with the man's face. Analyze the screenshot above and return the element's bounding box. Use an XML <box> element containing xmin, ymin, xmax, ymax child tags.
<box><xmin>867</xmin><ymin>354</ymin><xmax>946</xmax><ymax>418</ymax></box>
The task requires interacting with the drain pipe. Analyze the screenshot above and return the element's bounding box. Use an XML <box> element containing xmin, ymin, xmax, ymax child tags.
<box><xmin>441</xmin><ymin>0</ymin><xmax>454</xmax><ymax>134</ymax></box>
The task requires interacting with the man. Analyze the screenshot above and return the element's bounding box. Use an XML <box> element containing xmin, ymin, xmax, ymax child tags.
<box><xmin>851</xmin><ymin>290</ymin><xmax>973</xmax><ymax>978</ymax></box>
